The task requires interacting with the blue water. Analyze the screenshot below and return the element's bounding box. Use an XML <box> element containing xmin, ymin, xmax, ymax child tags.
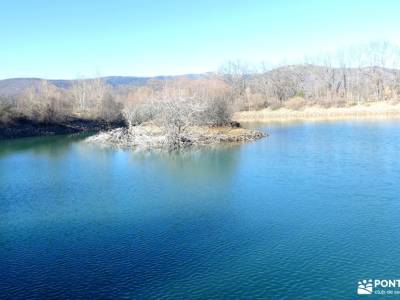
<box><xmin>1</xmin><ymin>121</ymin><xmax>400</xmax><ymax>299</ymax></box>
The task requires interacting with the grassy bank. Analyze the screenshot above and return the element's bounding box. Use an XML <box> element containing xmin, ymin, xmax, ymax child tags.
<box><xmin>233</xmin><ymin>102</ymin><xmax>400</xmax><ymax>123</ymax></box>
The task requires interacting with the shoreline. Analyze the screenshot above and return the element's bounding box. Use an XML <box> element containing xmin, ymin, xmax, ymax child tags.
<box><xmin>0</xmin><ymin>118</ymin><xmax>124</xmax><ymax>140</ymax></box>
<box><xmin>233</xmin><ymin>102</ymin><xmax>400</xmax><ymax>123</ymax></box>
<box><xmin>3</xmin><ymin>102</ymin><xmax>400</xmax><ymax>140</ymax></box>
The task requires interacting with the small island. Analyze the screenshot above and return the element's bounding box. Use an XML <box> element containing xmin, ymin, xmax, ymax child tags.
<box><xmin>87</xmin><ymin>124</ymin><xmax>264</xmax><ymax>150</ymax></box>
<box><xmin>86</xmin><ymin>93</ymin><xmax>265</xmax><ymax>150</ymax></box>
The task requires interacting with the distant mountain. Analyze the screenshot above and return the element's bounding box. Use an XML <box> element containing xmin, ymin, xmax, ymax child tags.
<box><xmin>0</xmin><ymin>78</ymin><xmax>42</xmax><ymax>97</ymax></box>
<box><xmin>103</xmin><ymin>74</ymin><xmax>207</xmax><ymax>87</ymax></box>
<box><xmin>1</xmin><ymin>65</ymin><xmax>399</xmax><ymax>99</ymax></box>
<box><xmin>0</xmin><ymin>74</ymin><xmax>210</xmax><ymax>97</ymax></box>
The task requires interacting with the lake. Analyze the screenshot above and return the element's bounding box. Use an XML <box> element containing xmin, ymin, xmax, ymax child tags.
<box><xmin>1</xmin><ymin>121</ymin><xmax>400</xmax><ymax>299</ymax></box>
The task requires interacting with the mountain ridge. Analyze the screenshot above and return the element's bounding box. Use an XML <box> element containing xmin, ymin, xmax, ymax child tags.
<box><xmin>1</xmin><ymin>64</ymin><xmax>400</xmax><ymax>98</ymax></box>
<box><xmin>0</xmin><ymin>74</ymin><xmax>210</xmax><ymax>97</ymax></box>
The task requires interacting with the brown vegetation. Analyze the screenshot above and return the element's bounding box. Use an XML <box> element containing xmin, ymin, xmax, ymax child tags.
<box><xmin>2</xmin><ymin>41</ymin><xmax>400</xmax><ymax>134</ymax></box>
<box><xmin>233</xmin><ymin>102</ymin><xmax>400</xmax><ymax>123</ymax></box>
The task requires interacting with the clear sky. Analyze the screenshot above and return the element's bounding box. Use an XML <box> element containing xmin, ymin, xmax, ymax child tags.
<box><xmin>1</xmin><ymin>0</ymin><xmax>399</xmax><ymax>79</ymax></box>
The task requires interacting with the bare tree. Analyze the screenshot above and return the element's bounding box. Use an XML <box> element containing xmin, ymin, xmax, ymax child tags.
<box><xmin>71</xmin><ymin>79</ymin><xmax>88</xmax><ymax>112</ymax></box>
<box><xmin>219</xmin><ymin>60</ymin><xmax>251</xmax><ymax>110</ymax></box>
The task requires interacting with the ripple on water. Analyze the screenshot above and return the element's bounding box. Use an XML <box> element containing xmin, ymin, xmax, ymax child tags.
<box><xmin>1</xmin><ymin>121</ymin><xmax>400</xmax><ymax>299</ymax></box>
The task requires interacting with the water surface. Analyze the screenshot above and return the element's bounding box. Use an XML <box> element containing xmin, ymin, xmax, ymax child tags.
<box><xmin>1</xmin><ymin>121</ymin><xmax>400</xmax><ymax>299</ymax></box>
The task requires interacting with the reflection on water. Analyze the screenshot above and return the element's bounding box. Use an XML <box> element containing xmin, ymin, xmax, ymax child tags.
<box><xmin>0</xmin><ymin>133</ymin><xmax>91</xmax><ymax>158</ymax></box>
<box><xmin>1</xmin><ymin>120</ymin><xmax>400</xmax><ymax>299</ymax></box>
<box><xmin>131</xmin><ymin>147</ymin><xmax>240</xmax><ymax>182</ymax></box>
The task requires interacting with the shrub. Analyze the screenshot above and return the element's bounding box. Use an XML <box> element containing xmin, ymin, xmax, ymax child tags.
<box><xmin>284</xmin><ymin>97</ymin><xmax>307</xmax><ymax>110</ymax></box>
<box><xmin>0</xmin><ymin>102</ymin><xmax>15</xmax><ymax>124</ymax></box>
<box><xmin>199</xmin><ymin>96</ymin><xmax>232</xmax><ymax>126</ymax></box>
<box><xmin>267</xmin><ymin>100</ymin><xmax>283</xmax><ymax>110</ymax></box>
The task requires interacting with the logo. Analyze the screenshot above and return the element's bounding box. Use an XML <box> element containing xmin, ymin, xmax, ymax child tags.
<box><xmin>357</xmin><ymin>279</ymin><xmax>400</xmax><ymax>295</ymax></box>
<box><xmin>358</xmin><ymin>279</ymin><xmax>373</xmax><ymax>295</ymax></box>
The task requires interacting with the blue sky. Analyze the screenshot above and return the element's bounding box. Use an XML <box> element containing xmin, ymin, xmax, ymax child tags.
<box><xmin>1</xmin><ymin>0</ymin><xmax>399</xmax><ymax>79</ymax></box>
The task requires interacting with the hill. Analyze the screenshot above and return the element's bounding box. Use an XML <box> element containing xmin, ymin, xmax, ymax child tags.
<box><xmin>0</xmin><ymin>74</ymin><xmax>208</xmax><ymax>97</ymax></box>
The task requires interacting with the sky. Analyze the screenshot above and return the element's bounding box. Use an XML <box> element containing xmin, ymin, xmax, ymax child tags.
<box><xmin>1</xmin><ymin>0</ymin><xmax>400</xmax><ymax>79</ymax></box>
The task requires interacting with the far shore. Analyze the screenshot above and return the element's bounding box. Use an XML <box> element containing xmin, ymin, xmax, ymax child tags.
<box><xmin>233</xmin><ymin>102</ymin><xmax>400</xmax><ymax>123</ymax></box>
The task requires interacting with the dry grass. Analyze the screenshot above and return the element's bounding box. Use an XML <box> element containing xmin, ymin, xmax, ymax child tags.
<box><xmin>233</xmin><ymin>101</ymin><xmax>400</xmax><ymax>123</ymax></box>
<box><xmin>283</xmin><ymin>97</ymin><xmax>307</xmax><ymax>110</ymax></box>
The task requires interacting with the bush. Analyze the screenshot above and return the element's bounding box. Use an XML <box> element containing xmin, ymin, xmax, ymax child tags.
<box><xmin>295</xmin><ymin>91</ymin><xmax>305</xmax><ymax>98</ymax></box>
<box><xmin>199</xmin><ymin>97</ymin><xmax>232</xmax><ymax>126</ymax></box>
<box><xmin>0</xmin><ymin>102</ymin><xmax>15</xmax><ymax>124</ymax></box>
<box><xmin>284</xmin><ymin>97</ymin><xmax>307</xmax><ymax>110</ymax></box>
<box><xmin>247</xmin><ymin>93</ymin><xmax>267</xmax><ymax>110</ymax></box>
<box><xmin>123</xmin><ymin>100</ymin><xmax>158</xmax><ymax>126</ymax></box>
<box><xmin>267</xmin><ymin>100</ymin><xmax>283</xmax><ymax>110</ymax></box>
<box><xmin>98</xmin><ymin>95</ymin><xmax>123</xmax><ymax>122</ymax></box>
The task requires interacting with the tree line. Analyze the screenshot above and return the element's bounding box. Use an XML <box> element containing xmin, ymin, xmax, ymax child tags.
<box><xmin>1</xmin><ymin>41</ymin><xmax>400</xmax><ymax>125</ymax></box>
